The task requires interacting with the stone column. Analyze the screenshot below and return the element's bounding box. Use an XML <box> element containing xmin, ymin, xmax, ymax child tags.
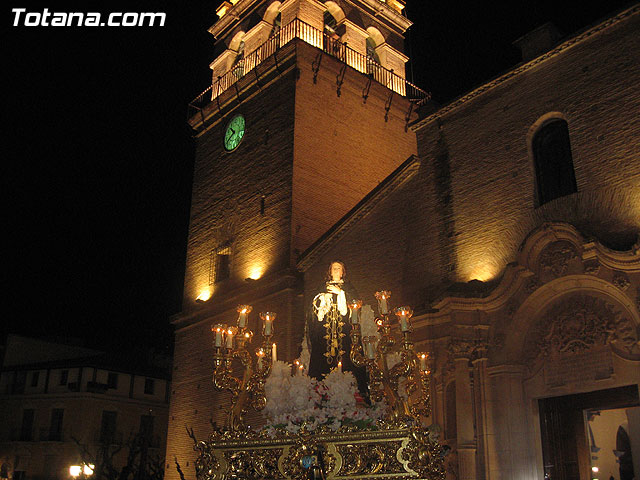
<box><xmin>338</xmin><ymin>19</ymin><xmax>369</xmax><ymax>73</ymax></box>
<box><xmin>472</xmin><ymin>345</ymin><xmax>491</xmax><ymax>480</ymax></box>
<box><xmin>280</xmin><ymin>0</ymin><xmax>325</xmax><ymax>48</ymax></box>
<box><xmin>486</xmin><ymin>365</ymin><xmax>536</xmax><ymax>480</ymax></box>
<box><xmin>452</xmin><ymin>340</ymin><xmax>476</xmax><ymax>480</ymax></box>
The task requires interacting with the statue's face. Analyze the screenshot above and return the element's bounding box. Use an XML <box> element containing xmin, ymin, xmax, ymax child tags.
<box><xmin>330</xmin><ymin>262</ymin><xmax>344</xmax><ymax>281</ymax></box>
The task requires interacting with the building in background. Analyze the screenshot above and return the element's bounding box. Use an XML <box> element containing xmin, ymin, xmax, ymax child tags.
<box><xmin>167</xmin><ymin>1</ymin><xmax>640</xmax><ymax>479</ymax></box>
<box><xmin>0</xmin><ymin>335</ymin><xmax>170</xmax><ymax>480</ymax></box>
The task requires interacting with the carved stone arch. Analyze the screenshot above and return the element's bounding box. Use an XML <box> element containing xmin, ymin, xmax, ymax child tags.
<box><xmin>228</xmin><ymin>30</ymin><xmax>246</xmax><ymax>52</ymax></box>
<box><xmin>504</xmin><ymin>274</ymin><xmax>640</xmax><ymax>366</ymax></box>
<box><xmin>263</xmin><ymin>1</ymin><xmax>281</xmax><ymax>24</ymax></box>
<box><xmin>517</xmin><ymin>222</ymin><xmax>584</xmax><ymax>279</ymax></box>
<box><xmin>323</xmin><ymin>1</ymin><xmax>345</xmax><ymax>23</ymax></box>
<box><xmin>366</xmin><ymin>26</ymin><xmax>385</xmax><ymax>46</ymax></box>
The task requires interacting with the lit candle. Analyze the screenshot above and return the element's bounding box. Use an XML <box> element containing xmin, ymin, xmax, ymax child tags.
<box><xmin>395</xmin><ymin>307</ymin><xmax>413</xmax><ymax>332</ymax></box>
<box><xmin>419</xmin><ymin>353</ymin><xmax>429</xmax><ymax>371</ymax></box>
<box><xmin>294</xmin><ymin>360</ymin><xmax>300</xmax><ymax>376</ymax></box>
<box><xmin>337</xmin><ymin>361</ymin><xmax>342</xmax><ymax>373</ymax></box>
<box><xmin>256</xmin><ymin>348</ymin><xmax>265</xmax><ymax>369</ymax></box>
<box><xmin>237</xmin><ymin>305</ymin><xmax>252</xmax><ymax>329</ymax></box>
<box><xmin>375</xmin><ymin>291</ymin><xmax>391</xmax><ymax>315</ymax></box>
<box><xmin>225</xmin><ymin>327</ymin><xmax>236</xmax><ymax>349</ymax></box>
<box><xmin>272</xmin><ymin>343</ymin><xmax>277</xmax><ymax>363</ymax></box>
<box><xmin>260</xmin><ymin>312</ymin><xmax>276</xmax><ymax>336</ymax></box>
<box><xmin>348</xmin><ymin>299</ymin><xmax>362</xmax><ymax>325</ymax></box>
<box><xmin>299</xmin><ymin>364</ymin><xmax>304</xmax><ymax>375</ymax></box>
<box><xmin>213</xmin><ymin>324</ymin><xmax>224</xmax><ymax>347</ymax></box>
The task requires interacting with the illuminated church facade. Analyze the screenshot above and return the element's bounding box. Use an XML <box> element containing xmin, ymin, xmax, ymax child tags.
<box><xmin>166</xmin><ymin>0</ymin><xmax>640</xmax><ymax>478</ymax></box>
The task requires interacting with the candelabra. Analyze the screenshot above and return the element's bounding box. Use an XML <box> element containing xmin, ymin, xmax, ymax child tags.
<box><xmin>349</xmin><ymin>291</ymin><xmax>432</xmax><ymax>426</ymax></box>
<box><xmin>211</xmin><ymin>306</ymin><xmax>276</xmax><ymax>431</ymax></box>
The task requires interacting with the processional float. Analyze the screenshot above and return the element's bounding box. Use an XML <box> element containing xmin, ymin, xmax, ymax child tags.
<box><xmin>192</xmin><ymin>293</ymin><xmax>447</xmax><ymax>480</ymax></box>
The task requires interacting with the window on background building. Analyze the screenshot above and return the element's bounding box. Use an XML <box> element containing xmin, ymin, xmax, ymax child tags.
<box><xmin>30</xmin><ymin>371</ymin><xmax>39</xmax><ymax>387</ymax></box>
<box><xmin>107</xmin><ymin>372</ymin><xmax>118</xmax><ymax>389</ymax></box>
<box><xmin>144</xmin><ymin>378</ymin><xmax>155</xmax><ymax>395</ymax></box>
<box><xmin>59</xmin><ymin>370</ymin><xmax>68</xmax><ymax>386</ymax></box>
<box><xmin>49</xmin><ymin>409</ymin><xmax>64</xmax><ymax>441</ymax></box>
<box><xmin>100</xmin><ymin>411</ymin><xmax>117</xmax><ymax>444</ymax></box>
<box><xmin>20</xmin><ymin>409</ymin><xmax>34</xmax><ymax>441</ymax></box>
<box><xmin>532</xmin><ymin>118</ymin><xmax>577</xmax><ymax>205</ymax></box>
<box><xmin>210</xmin><ymin>244</ymin><xmax>231</xmax><ymax>284</ymax></box>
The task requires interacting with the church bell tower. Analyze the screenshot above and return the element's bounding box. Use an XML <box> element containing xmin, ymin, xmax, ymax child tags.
<box><xmin>166</xmin><ymin>0</ymin><xmax>428</xmax><ymax>474</ymax></box>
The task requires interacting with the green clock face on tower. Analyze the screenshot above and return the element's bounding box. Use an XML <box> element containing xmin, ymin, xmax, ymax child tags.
<box><xmin>224</xmin><ymin>114</ymin><xmax>245</xmax><ymax>151</ymax></box>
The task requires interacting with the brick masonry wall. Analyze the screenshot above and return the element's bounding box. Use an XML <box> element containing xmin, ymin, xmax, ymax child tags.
<box><xmin>292</xmin><ymin>42</ymin><xmax>418</xmax><ymax>255</ymax></box>
<box><xmin>416</xmin><ymin>12</ymin><xmax>640</xmax><ymax>283</ymax></box>
<box><xmin>182</xmin><ymin>72</ymin><xmax>297</xmax><ymax>309</ymax></box>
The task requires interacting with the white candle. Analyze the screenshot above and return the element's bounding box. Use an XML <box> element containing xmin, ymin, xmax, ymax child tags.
<box><xmin>237</xmin><ymin>306</ymin><xmax>251</xmax><ymax>328</ymax></box>
<box><xmin>272</xmin><ymin>343</ymin><xmax>277</xmax><ymax>363</ymax></box>
<box><xmin>299</xmin><ymin>364</ymin><xmax>304</xmax><ymax>375</ymax></box>
<box><xmin>399</xmin><ymin>313</ymin><xmax>410</xmax><ymax>332</ymax></box>
<box><xmin>213</xmin><ymin>325</ymin><xmax>224</xmax><ymax>347</ymax></box>
<box><xmin>225</xmin><ymin>328</ymin><xmax>235</xmax><ymax>349</ymax></box>
<box><xmin>364</xmin><ymin>336</ymin><xmax>377</xmax><ymax>359</ymax></box>
<box><xmin>257</xmin><ymin>349</ymin><xmax>265</xmax><ymax>369</ymax></box>
<box><xmin>380</xmin><ymin>298</ymin><xmax>388</xmax><ymax>314</ymax></box>
<box><xmin>419</xmin><ymin>354</ymin><xmax>428</xmax><ymax>371</ymax></box>
<box><xmin>294</xmin><ymin>360</ymin><xmax>300</xmax><ymax>376</ymax></box>
<box><xmin>260</xmin><ymin>312</ymin><xmax>276</xmax><ymax>336</ymax></box>
<box><xmin>337</xmin><ymin>361</ymin><xmax>342</xmax><ymax>373</ymax></box>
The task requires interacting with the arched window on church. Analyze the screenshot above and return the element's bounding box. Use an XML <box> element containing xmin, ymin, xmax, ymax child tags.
<box><xmin>270</xmin><ymin>12</ymin><xmax>281</xmax><ymax>37</ymax></box>
<box><xmin>323</xmin><ymin>11</ymin><xmax>343</xmax><ymax>59</ymax></box>
<box><xmin>232</xmin><ymin>39</ymin><xmax>245</xmax><ymax>79</ymax></box>
<box><xmin>324</xmin><ymin>10</ymin><xmax>338</xmax><ymax>37</ymax></box>
<box><xmin>532</xmin><ymin>118</ymin><xmax>577</xmax><ymax>206</ymax></box>
<box><xmin>366</xmin><ymin>37</ymin><xmax>381</xmax><ymax>76</ymax></box>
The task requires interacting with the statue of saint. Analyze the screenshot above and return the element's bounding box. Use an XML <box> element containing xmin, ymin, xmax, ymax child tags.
<box><xmin>307</xmin><ymin>261</ymin><xmax>368</xmax><ymax>398</ymax></box>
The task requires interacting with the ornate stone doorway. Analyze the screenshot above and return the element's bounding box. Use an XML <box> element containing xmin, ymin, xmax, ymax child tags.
<box><xmin>538</xmin><ymin>385</ymin><xmax>639</xmax><ymax>480</ymax></box>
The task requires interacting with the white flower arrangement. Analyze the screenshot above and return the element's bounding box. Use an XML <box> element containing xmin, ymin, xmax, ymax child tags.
<box><xmin>262</xmin><ymin>363</ymin><xmax>386</xmax><ymax>436</ymax></box>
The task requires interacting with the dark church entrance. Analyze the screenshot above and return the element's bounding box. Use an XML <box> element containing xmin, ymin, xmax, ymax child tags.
<box><xmin>539</xmin><ymin>385</ymin><xmax>639</xmax><ymax>480</ymax></box>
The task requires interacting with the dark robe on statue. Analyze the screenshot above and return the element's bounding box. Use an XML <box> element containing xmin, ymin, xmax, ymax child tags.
<box><xmin>307</xmin><ymin>279</ymin><xmax>369</xmax><ymax>400</ymax></box>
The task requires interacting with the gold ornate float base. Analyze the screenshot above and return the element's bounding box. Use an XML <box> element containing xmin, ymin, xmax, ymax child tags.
<box><xmin>195</xmin><ymin>428</ymin><xmax>446</xmax><ymax>480</ymax></box>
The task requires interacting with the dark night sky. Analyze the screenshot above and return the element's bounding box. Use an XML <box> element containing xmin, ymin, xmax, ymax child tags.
<box><xmin>3</xmin><ymin>1</ymin><xmax>632</xmax><ymax>355</ymax></box>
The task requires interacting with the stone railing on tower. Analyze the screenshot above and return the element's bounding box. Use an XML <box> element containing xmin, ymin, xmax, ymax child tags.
<box><xmin>188</xmin><ymin>18</ymin><xmax>429</xmax><ymax>120</ymax></box>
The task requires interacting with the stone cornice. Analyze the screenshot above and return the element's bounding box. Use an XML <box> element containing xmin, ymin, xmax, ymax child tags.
<box><xmin>344</xmin><ymin>0</ymin><xmax>412</xmax><ymax>32</ymax></box>
<box><xmin>410</xmin><ymin>4</ymin><xmax>640</xmax><ymax>131</ymax></box>
<box><xmin>208</xmin><ymin>0</ymin><xmax>263</xmax><ymax>39</ymax></box>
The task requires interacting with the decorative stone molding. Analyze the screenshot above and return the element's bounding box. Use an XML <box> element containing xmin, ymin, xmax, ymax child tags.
<box><xmin>449</xmin><ymin>339</ymin><xmax>475</xmax><ymax>360</ymax></box>
<box><xmin>524</xmin><ymin>294</ymin><xmax>640</xmax><ymax>363</ymax></box>
<box><xmin>584</xmin><ymin>261</ymin><xmax>600</xmax><ymax>275</ymax></box>
<box><xmin>539</xmin><ymin>240</ymin><xmax>578</xmax><ymax>277</ymax></box>
<box><xmin>612</xmin><ymin>272</ymin><xmax>630</xmax><ymax>291</ymax></box>
<box><xmin>525</xmin><ymin>275</ymin><xmax>540</xmax><ymax>294</ymax></box>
